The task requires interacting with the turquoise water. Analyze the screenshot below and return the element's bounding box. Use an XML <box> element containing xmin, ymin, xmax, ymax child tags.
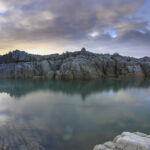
<box><xmin>0</xmin><ymin>79</ymin><xmax>150</xmax><ymax>150</ymax></box>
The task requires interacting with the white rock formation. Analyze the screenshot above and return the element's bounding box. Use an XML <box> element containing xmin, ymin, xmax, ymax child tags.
<box><xmin>93</xmin><ymin>132</ymin><xmax>150</xmax><ymax>150</ymax></box>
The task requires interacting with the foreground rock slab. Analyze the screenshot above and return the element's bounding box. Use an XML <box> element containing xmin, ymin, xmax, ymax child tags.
<box><xmin>93</xmin><ymin>132</ymin><xmax>150</xmax><ymax>150</ymax></box>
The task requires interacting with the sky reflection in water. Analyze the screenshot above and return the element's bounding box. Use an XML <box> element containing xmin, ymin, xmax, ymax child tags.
<box><xmin>0</xmin><ymin>79</ymin><xmax>150</xmax><ymax>150</ymax></box>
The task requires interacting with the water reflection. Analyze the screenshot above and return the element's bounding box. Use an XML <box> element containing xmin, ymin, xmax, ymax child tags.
<box><xmin>0</xmin><ymin>79</ymin><xmax>150</xmax><ymax>150</ymax></box>
<box><xmin>0</xmin><ymin>79</ymin><xmax>150</xmax><ymax>99</ymax></box>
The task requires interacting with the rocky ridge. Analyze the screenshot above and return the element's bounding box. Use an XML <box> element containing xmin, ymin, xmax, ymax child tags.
<box><xmin>93</xmin><ymin>132</ymin><xmax>150</xmax><ymax>150</ymax></box>
<box><xmin>0</xmin><ymin>48</ymin><xmax>150</xmax><ymax>79</ymax></box>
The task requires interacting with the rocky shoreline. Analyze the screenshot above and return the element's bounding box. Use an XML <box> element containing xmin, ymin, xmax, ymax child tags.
<box><xmin>93</xmin><ymin>132</ymin><xmax>150</xmax><ymax>150</ymax></box>
<box><xmin>0</xmin><ymin>48</ymin><xmax>150</xmax><ymax>79</ymax></box>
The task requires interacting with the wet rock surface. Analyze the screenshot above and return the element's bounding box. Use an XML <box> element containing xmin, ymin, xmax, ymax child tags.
<box><xmin>93</xmin><ymin>132</ymin><xmax>150</xmax><ymax>150</ymax></box>
<box><xmin>0</xmin><ymin>49</ymin><xmax>150</xmax><ymax>79</ymax></box>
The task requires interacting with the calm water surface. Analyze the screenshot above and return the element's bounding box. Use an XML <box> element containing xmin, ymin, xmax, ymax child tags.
<box><xmin>0</xmin><ymin>79</ymin><xmax>150</xmax><ymax>150</ymax></box>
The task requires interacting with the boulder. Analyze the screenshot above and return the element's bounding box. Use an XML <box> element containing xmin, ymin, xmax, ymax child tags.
<box><xmin>40</xmin><ymin>60</ymin><xmax>51</xmax><ymax>74</ymax></box>
<box><xmin>93</xmin><ymin>132</ymin><xmax>150</xmax><ymax>150</ymax></box>
<box><xmin>141</xmin><ymin>62</ymin><xmax>150</xmax><ymax>77</ymax></box>
<box><xmin>81</xmin><ymin>47</ymin><xmax>86</xmax><ymax>52</ymax></box>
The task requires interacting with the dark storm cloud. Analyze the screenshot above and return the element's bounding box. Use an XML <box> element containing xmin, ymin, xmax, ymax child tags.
<box><xmin>0</xmin><ymin>0</ymin><xmax>149</xmax><ymax>56</ymax></box>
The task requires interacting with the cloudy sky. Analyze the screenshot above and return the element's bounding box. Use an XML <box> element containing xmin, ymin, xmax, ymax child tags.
<box><xmin>0</xmin><ymin>0</ymin><xmax>150</xmax><ymax>57</ymax></box>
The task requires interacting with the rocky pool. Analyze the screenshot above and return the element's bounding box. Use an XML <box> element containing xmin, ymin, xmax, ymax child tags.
<box><xmin>0</xmin><ymin>79</ymin><xmax>150</xmax><ymax>150</ymax></box>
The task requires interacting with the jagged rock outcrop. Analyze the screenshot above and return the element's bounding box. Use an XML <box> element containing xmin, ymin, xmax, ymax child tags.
<box><xmin>0</xmin><ymin>48</ymin><xmax>150</xmax><ymax>79</ymax></box>
<box><xmin>93</xmin><ymin>132</ymin><xmax>150</xmax><ymax>150</ymax></box>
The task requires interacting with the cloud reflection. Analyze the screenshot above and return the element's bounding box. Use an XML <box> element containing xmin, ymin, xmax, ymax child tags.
<box><xmin>0</xmin><ymin>79</ymin><xmax>150</xmax><ymax>149</ymax></box>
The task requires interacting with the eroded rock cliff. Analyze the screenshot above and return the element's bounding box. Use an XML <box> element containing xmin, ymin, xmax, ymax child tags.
<box><xmin>0</xmin><ymin>49</ymin><xmax>150</xmax><ymax>79</ymax></box>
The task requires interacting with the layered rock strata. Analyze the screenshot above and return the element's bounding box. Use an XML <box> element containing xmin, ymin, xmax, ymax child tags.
<box><xmin>0</xmin><ymin>49</ymin><xmax>150</xmax><ymax>79</ymax></box>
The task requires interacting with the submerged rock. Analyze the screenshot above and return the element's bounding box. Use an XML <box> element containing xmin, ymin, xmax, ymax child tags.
<box><xmin>0</xmin><ymin>49</ymin><xmax>150</xmax><ymax>79</ymax></box>
<box><xmin>93</xmin><ymin>132</ymin><xmax>150</xmax><ymax>150</ymax></box>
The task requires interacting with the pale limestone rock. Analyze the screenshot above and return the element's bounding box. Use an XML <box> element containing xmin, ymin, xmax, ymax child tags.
<box><xmin>141</xmin><ymin>62</ymin><xmax>150</xmax><ymax>77</ymax></box>
<box><xmin>93</xmin><ymin>132</ymin><xmax>150</xmax><ymax>150</ymax></box>
<box><xmin>0</xmin><ymin>49</ymin><xmax>150</xmax><ymax>79</ymax></box>
<box><xmin>40</xmin><ymin>60</ymin><xmax>51</xmax><ymax>74</ymax></box>
<box><xmin>47</xmin><ymin>71</ymin><xmax>55</xmax><ymax>79</ymax></box>
<box><xmin>55</xmin><ymin>70</ymin><xmax>61</xmax><ymax>80</ymax></box>
<box><xmin>104</xmin><ymin>141</ymin><xmax>115</xmax><ymax>149</ymax></box>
